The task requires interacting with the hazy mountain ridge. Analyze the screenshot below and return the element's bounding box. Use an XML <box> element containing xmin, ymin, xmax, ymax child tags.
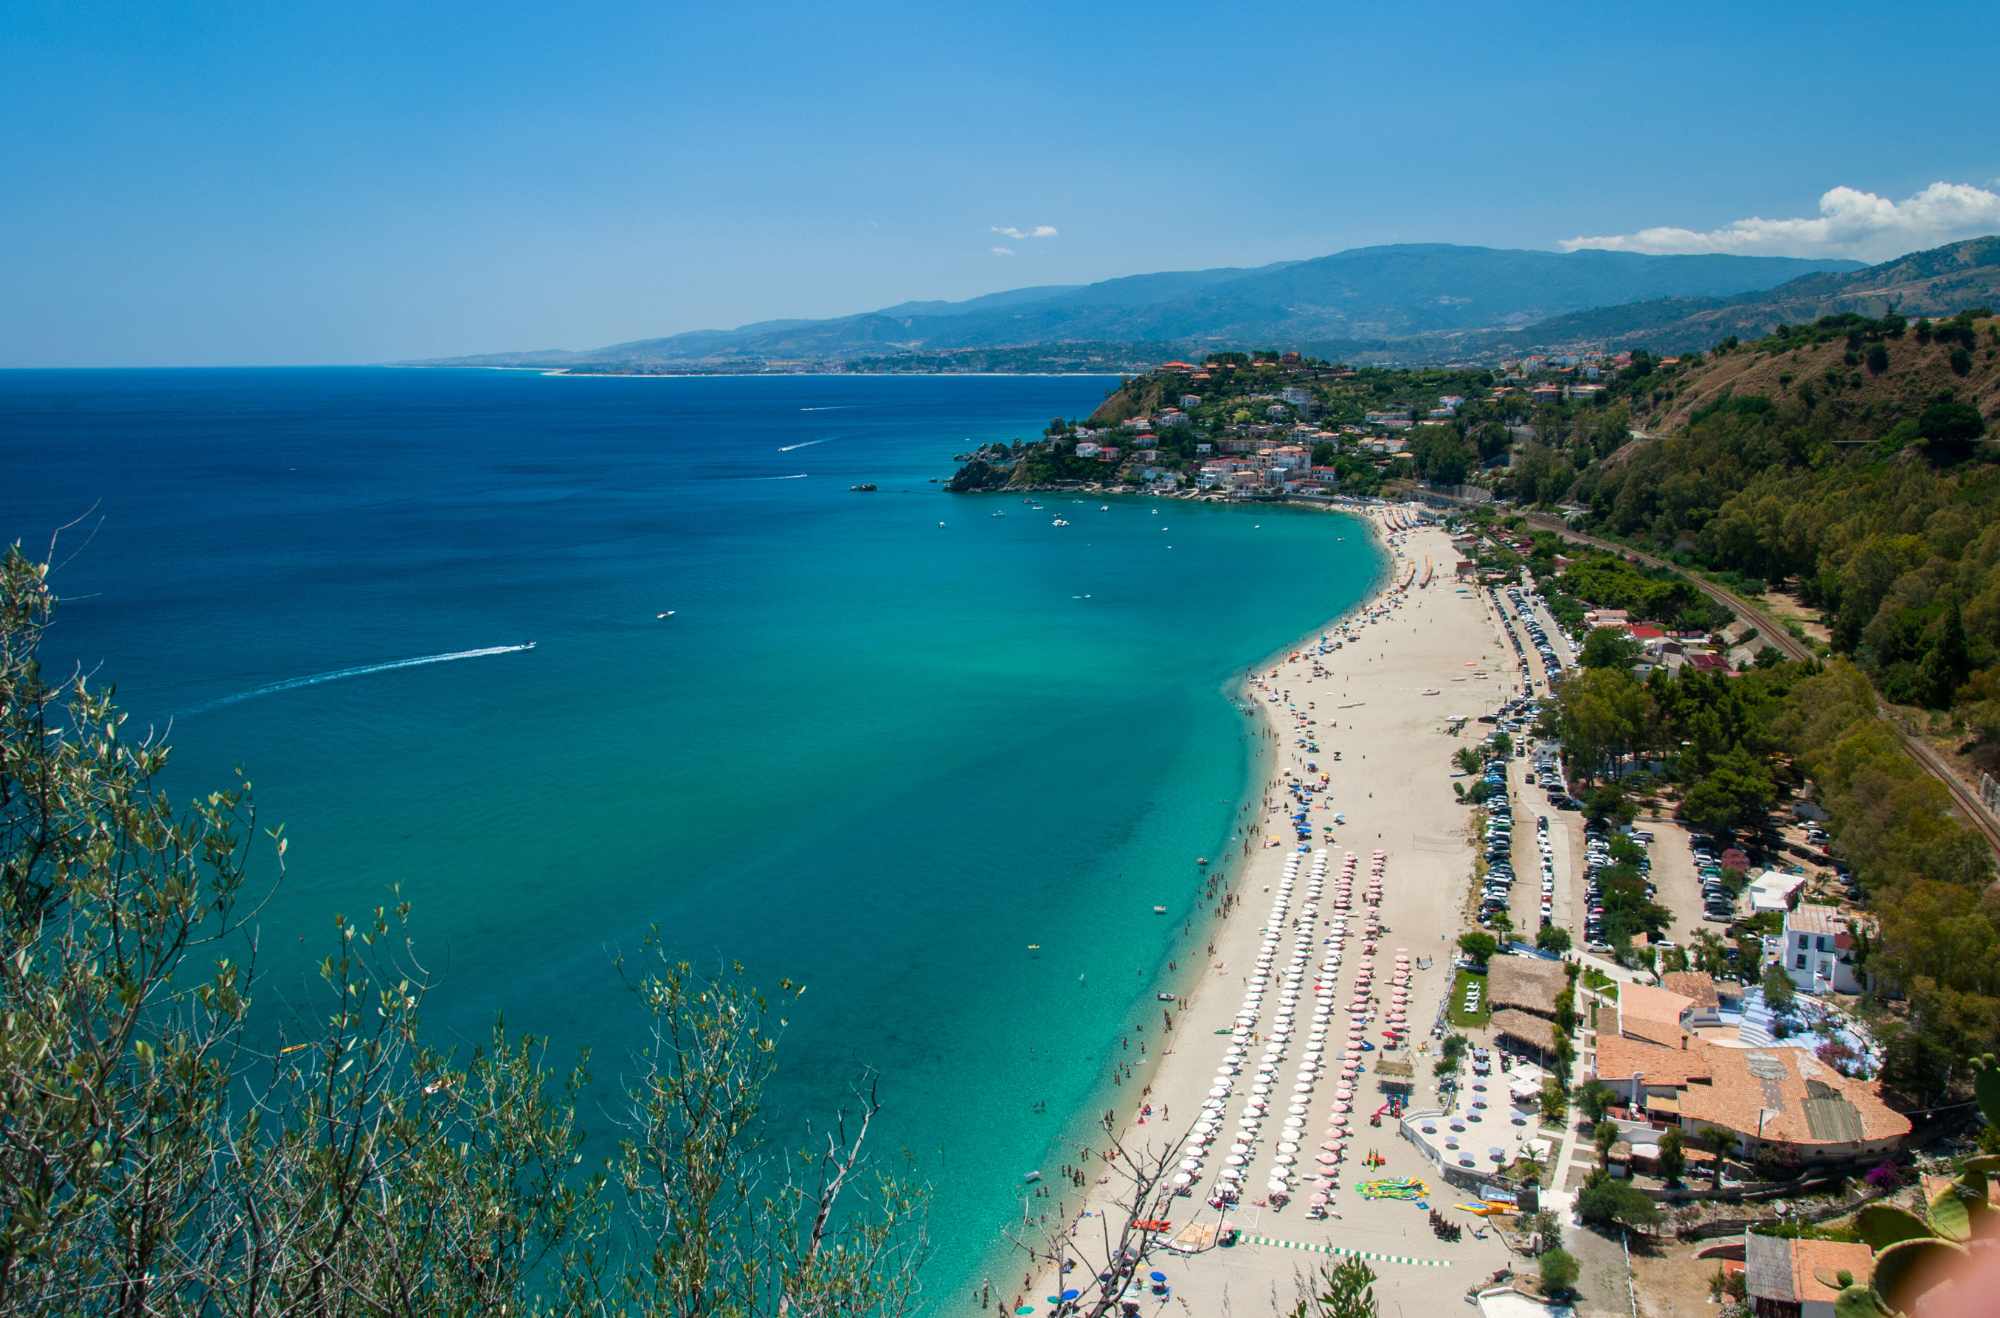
<box><xmin>1504</xmin><ymin>237</ymin><xmax>2000</xmax><ymax>355</ymax></box>
<box><xmin>416</xmin><ymin>243</ymin><xmax>1859</xmax><ymax>369</ymax></box>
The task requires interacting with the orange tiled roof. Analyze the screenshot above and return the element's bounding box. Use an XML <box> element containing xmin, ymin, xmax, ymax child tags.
<box><xmin>1662</xmin><ymin>972</ymin><xmax>1720</xmax><ymax>1008</ymax></box>
<box><xmin>1592</xmin><ymin>1032</ymin><xmax>1714</xmax><ymax>1086</ymax></box>
<box><xmin>1619</xmin><ymin>983</ymin><xmax>1696</xmax><ymax>1046</ymax></box>
<box><xmin>1680</xmin><ymin>1048</ymin><xmax>1909</xmax><ymax>1147</ymax></box>
<box><xmin>1789</xmin><ymin>1239</ymin><xmax>1874</xmax><ymax>1302</ymax></box>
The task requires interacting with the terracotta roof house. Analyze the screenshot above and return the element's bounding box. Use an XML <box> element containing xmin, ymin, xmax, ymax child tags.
<box><xmin>1487</xmin><ymin>956</ymin><xmax>1567</xmax><ymax>1019</ymax></box>
<box><xmin>1662</xmin><ymin>971</ymin><xmax>1722</xmax><ymax>1010</ymax></box>
<box><xmin>1591</xmin><ymin>1031</ymin><xmax>1716</xmax><ymax>1113</ymax></box>
<box><xmin>1743</xmin><ymin>1232</ymin><xmax>1872</xmax><ymax>1318</ymax></box>
<box><xmin>1618</xmin><ymin>982</ymin><xmax>1697</xmax><ymax>1046</ymax></box>
<box><xmin>1679</xmin><ymin>1047</ymin><xmax>1910</xmax><ymax>1165</ymax></box>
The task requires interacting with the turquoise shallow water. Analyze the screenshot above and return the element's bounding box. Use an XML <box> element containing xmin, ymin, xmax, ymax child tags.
<box><xmin>0</xmin><ymin>368</ymin><xmax>1384</xmax><ymax>1303</ymax></box>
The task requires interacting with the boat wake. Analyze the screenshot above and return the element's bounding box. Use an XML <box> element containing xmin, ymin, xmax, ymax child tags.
<box><xmin>186</xmin><ymin>643</ymin><xmax>535</xmax><ymax>713</ymax></box>
<box><xmin>798</xmin><ymin>405</ymin><xmax>852</xmax><ymax>412</ymax></box>
<box><xmin>777</xmin><ymin>438</ymin><xmax>830</xmax><ymax>452</ymax></box>
<box><xmin>750</xmin><ymin>472</ymin><xmax>809</xmax><ymax>481</ymax></box>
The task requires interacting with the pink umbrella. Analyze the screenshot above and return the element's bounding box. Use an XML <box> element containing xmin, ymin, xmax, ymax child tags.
<box><xmin>1315</xmin><ymin>1152</ymin><xmax>1337</xmax><ymax>1166</ymax></box>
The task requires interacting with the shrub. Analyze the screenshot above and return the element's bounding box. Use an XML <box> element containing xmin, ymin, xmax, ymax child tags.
<box><xmin>1539</xmin><ymin>1248</ymin><xmax>1580</xmax><ymax>1296</ymax></box>
<box><xmin>1577</xmin><ymin>1175</ymin><xmax>1663</xmax><ymax>1231</ymax></box>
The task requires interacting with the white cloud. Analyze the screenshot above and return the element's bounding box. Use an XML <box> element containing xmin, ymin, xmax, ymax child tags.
<box><xmin>990</xmin><ymin>245</ymin><xmax>1015</xmax><ymax>257</ymax></box>
<box><xmin>1559</xmin><ymin>182</ymin><xmax>2000</xmax><ymax>262</ymax></box>
<box><xmin>991</xmin><ymin>224</ymin><xmax>1059</xmax><ymax>240</ymax></box>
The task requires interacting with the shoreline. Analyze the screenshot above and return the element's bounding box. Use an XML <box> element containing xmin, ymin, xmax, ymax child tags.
<box><xmin>985</xmin><ymin>505</ymin><xmax>1526</xmax><ymax>1318</ymax></box>
<box><xmin>958</xmin><ymin>501</ymin><xmax>1390</xmax><ymax>1310</ymax></box>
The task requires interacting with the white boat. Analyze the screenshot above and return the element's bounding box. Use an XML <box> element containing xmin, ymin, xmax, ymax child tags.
<box><xmin>1052</xmin><ymin>517</ymin><xmax>1070</xmax><ymax>526</ymax></box>
<box><xmin>656</xmin><ymin>611</ymin><xmax>675</xmax><ymax>619</ymax></box>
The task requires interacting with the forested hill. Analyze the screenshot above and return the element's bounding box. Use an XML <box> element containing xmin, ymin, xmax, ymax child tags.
<box><xmin>1622</xmin><ymin>306</ymin><xmax>2000</xmax><ymax>438</ymax></box>
<box><xmin>1560</xmin><ymin>309</ymin><xmax>2000</xmax><ymax>733</ymax></box>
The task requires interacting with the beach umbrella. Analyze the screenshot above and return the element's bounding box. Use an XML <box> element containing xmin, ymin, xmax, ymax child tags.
<box><xmin>1150</xmin><ymin>1271</ymin><xmax>1167</xmax><ymax>1284</ymax></box>
<box><xmin>1062</xmin><ymin>1288</ymin><xmax>1081</xmax><ymax>1302</ymax></box>
<box><xmin>1315</xmin><ymin>1152</ymin><xmax>1337</xmax><ymax>1166</ymax></box>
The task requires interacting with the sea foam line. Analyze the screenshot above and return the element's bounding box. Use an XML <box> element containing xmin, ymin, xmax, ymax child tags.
<box><xmin>186</xmin><ymin>643</ymin><xmax>534</xmax><ymax>713</ymax></box>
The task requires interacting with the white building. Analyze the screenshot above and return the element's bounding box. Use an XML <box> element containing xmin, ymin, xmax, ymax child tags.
<box><xmin>1746</xmin><ymin>868</ymin><xmax>1808</xmax><ymax>915</ymax></box>
<box><xmin>1782</xmin><ymin>903</ymin><xmax>1863</xmax><ymax>995</ymax></box>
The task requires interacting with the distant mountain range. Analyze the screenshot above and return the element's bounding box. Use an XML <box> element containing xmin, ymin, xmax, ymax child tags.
<box><xmin>1458</xmin><ymin>236</ymin><xmax>2000</xmax><ymax>356</ymax></box>
<box><xmin>415</xmin><ymin>239</ymin><xmax>2000</xmax><ymax>371</ymax></box>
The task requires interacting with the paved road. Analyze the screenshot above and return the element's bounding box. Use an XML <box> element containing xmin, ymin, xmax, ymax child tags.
<box><xmin>1516</xmin><ymin>512</ymin><xmax>2000</xmax><ymax>860</ymax></box>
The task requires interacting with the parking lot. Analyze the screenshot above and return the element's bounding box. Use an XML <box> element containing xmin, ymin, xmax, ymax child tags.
<box><xmin>1633</xmin><ymin>812</ymin><xmax>1711</xmax><ymax>942</ymax></box>
<box><xmin>1491</xmin><ymin>582</ymin><xmax>1569</xmax><ymax>699</ymax></box>
<box><xmin>1506</xmin><ymin>759</ymin><xmax>1578</xmax><ymax>941</ymax></box>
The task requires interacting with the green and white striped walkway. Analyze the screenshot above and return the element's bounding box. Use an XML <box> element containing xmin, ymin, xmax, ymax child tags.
<box><xmin>1242</xmin><ymin>1233</ymin><xmax>1451</xmax><ymax>1269</ymax></box>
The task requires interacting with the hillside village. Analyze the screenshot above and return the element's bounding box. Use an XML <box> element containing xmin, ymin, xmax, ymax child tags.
<box><xmin>946</xmin><ymin>344</ymin><xmax>1685</xmax><ymax>499</ymax></box>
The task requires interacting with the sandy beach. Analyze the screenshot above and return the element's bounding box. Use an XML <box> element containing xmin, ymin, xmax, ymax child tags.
<box><xmin>992</xmin><ymin>507</ymin><xmax>1531</xmax><ymax>1318</ymax></box>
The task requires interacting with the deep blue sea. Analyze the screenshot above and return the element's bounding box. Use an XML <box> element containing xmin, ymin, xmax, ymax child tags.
<box><xmin>0</xmin><ymin>368</ymin><xmax>1384</xmax><ymax>1303</ymax></box>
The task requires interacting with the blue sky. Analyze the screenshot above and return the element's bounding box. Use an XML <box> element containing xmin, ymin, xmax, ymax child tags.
<box><xmin>4</xmin><ymin>0</ymin><xmax>1997</xmax><ymax>365</ymax></box>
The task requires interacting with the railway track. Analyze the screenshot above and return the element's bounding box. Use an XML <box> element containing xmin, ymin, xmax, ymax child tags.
<box><xmin>1518</xmin><ymin>513</ymin><xmax>2000</xmax><ymax>859</ymax></box>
